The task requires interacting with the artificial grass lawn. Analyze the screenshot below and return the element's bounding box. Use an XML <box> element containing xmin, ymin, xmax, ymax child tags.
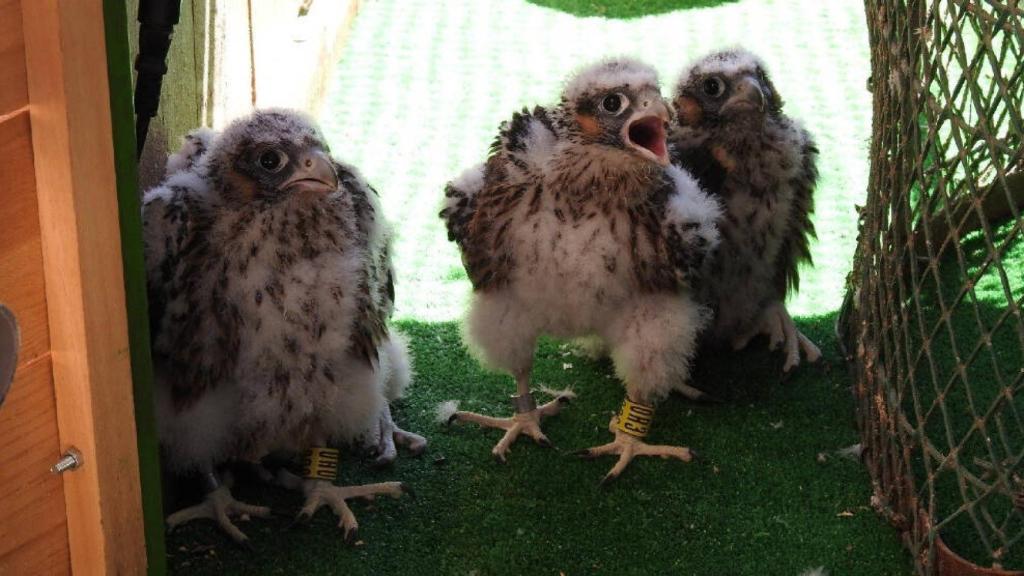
<box><xmin>525</xmin><ymin>0</ymin><xmax>739</xmax><ymax>19</ymax></box>
<box><xmin>166</xmin><ymin>0</ymin><xmax>917</xmax><ymax>573</ymax></box>
<box><xmin>168</xmin><ymin>316</ymin><xmax>910</xmax><ymax>575</ymax></box>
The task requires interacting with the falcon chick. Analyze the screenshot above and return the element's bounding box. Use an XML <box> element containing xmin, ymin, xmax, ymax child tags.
<box><xmin>440</xmin><ymin>58</ymin><xmax>721</xmax><ymax>482</ymax></box>
<box><xmin>669</xmin><ymin>48</ymin><xmax>821</xmax><ymax>372</ymax></box>
<box><xmin>143</xmin><ymin>109</ymin><xmax>423</xmax><ymax>545</ymax></box>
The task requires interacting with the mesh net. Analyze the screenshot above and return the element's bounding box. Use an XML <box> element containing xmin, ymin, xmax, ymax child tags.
<box><xmin>844</xmin><ymin>0</ymin><xmax>1024</xmax><ymax>572</ymax></box>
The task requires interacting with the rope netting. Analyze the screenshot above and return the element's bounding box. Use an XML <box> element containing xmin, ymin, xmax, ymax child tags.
<box><xmin>844</xmin><ymin>0</ymin><xmax>1023</xmax><ymax>573</ymax></box>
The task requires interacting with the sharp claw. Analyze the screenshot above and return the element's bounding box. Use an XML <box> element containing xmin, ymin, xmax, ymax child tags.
<box><xmin>493</xmin><ymin>453</ymin><xmax>507</xmax><ymax>465</ymax></box>
<box><xmin>290</xmin><ymin>512</ymin><xmax>312</xmax><ymax>529</ymax></box>
<box><xmin>344</xmin><ymin>528</ymin><xmax>359</xmax><ymax>545</ymax></box>
<box><xmin>557</xmin><ymin>396</ymin><xmax>572</xmax><ymax>405</ymax></box>
<box><xmin>688</xmin><ymin>449</ymin><xmax>701</xmax><ymax>462</ymax></box>
<box><xmin>235</xmin><ymin>537</ymin><xmax>255</xmax><ymax>552</ymax></box>
<box><xmin>599</xmin><ymin>473</ymin><xmax>619</xmax><ymax>488</ymax></box>
<box><xmin>400</xmin><ymin>482</ymin><xmax>416</xmax><ymax>500</ymax></box>
<box><xmin>446</xmin><ymin>413</ymin><xmax>459</xmax><ymax>426</ymax></box>
<box><xmin>570</xmin><ymin>449</ymin><xmax>594</xmax><ymax>459</ymax></box>
<box><xmin>536</xmin><ymin>437</ymin><xmax>553</xmax><ymax>448</ymax></box>
<box><xmin>407</xmin><ymin>444</ymin><xmax>428</xmax><ymax>457</ymax></box>
<box><xmin>372</xmin><ymin>456</ymin><xmax>396</xmax><ymax>469</ymax></box>
<box><xmin>696</xmin><ymin>391</ymin><xmax>724</xmax><ymax>404</ymax></box>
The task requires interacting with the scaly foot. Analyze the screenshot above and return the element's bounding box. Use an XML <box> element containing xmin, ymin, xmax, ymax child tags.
<box><xmin>277</xmin><ymin>469</ymin><xmax>412</xmax><ymax>544</ymax></box>
<box><xmin>448</xmin><ymin>390</ymin><xmax>574</xmax><ymax>463</ymax></box>
<box><xmin>166</xmin><ymin>484</ymin><xmax>271</xmax><ymax>545</ymax></box>
<box><xmin>732</xmin><ymin>302</ymin><xmax>821</xmax><ymax>372</ymax></box>
<box><xmin>575</xmin><ymin>415</ymin><xmax>695</xmax><ymax>485</ymax></box>
<box><xmin>369</xmin><ymin>404</ymin><xmax>428</xmax><ymax>467</ymax></box>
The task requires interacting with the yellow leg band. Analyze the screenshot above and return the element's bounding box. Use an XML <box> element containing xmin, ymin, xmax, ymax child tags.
<box><xmin>303</xmin><ymin>447</ymin><xmax>340</xmax><ymax>481</ymax></box>
<box><xmin>616</xmin><ymin>398</ymin><xmax>654</xmax><ymax>438</ymax></box>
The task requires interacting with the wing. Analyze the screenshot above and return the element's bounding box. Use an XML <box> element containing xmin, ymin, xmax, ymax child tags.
<box><xmin>336</xmin><ymin>162</ymin><xmax>394</xmax><ymax>366</ymax></box>
<box><xmin>443</xmin><ymin>106</ymin><xmax>557</xmax><ymax>291</ymax></box>
<box><xmin>659</xmin><ymin>165</ymin><xmax>723</xmax><ymax>286</ymax></box>
<box><xmin>772</xmin><ymin>124</ymin><xmax>818</xmax><ymax>296</ymax></box>
<box><xmin>142</xmin><ymin>171</ymin><xmax>234</xmax><ymax>408</ymax></box>
<box><xmin>164</xmin><ymin>127</ymin><xmax>216</xmax><ymax>177</ymax></box>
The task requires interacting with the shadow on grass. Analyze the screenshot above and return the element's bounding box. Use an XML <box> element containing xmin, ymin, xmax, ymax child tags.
<box><xmin>164</xmin><ymin>313</ymin><xmax>909</xmax><ymax>576</ymax></box>
<box><xmin>525</xmin><ymin>0</ymin><xmax>739</xmax><ymax>19</ymax></box>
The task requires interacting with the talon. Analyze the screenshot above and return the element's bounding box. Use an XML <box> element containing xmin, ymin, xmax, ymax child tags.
<box><xmin>697</xmin><ymin>391</ymin><xmax>724</xmax><ymax>404</ymax></box>
<box><xmin>399</xmin><ymin>483</ymin><xmax>416</xmax><ymax>500</ymax></box>
<box><xmin>570</xmin><ymin>449</ymin><xmax>593</xmax><ymax>459</ymax></box>
<box><xmin>446</xmin><ymin>413</ymin><xmax>459</xmax><ymax>426</ymax></box>
<box><xmin>493</xmin><ymin>453</ymin><xmax>507</xmax><ymax>465</ymax></box>
<box><xmin>599</xmin><ymin>473</ymin><xmax>619</xmax><ymax>488</ymax></box>
<box><xmin>344</xmin><ymin>528</ymin><xmax>359</xmax><ymax>545</ymax></box>
<box><xmin>557</xmin><ymin>396</ymin><xmax>572</xmax><ymax>405</ymax></box>
<box><xmin>293</xmin><ymin>511</ymin><xmax>312</xmax><ymax>527</ymax></box>
<box><xmin>536</xmin><ymin>437</ymin><xmax>553</xmax><ymax>448</ymax></box>
<box><xmin>689</xmin><ymin>449</ymin><xmax>701</xmax><ymax>462</ymax></box>
<box><xmin>236</xmin><ymin>538</ymin><xmax>255</xmax><ymax>553</ymax></box>
<box><xmin>372</xmin><ymin>455</ymin><xmax>396</xmax><ymax>469</ymax></box>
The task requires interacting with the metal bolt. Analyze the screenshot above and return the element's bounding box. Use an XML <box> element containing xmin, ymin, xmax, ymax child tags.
<box><xmin>51</xmin><ymin>448</ymin><xmax>82</xmax><ymax>474</ymax></box>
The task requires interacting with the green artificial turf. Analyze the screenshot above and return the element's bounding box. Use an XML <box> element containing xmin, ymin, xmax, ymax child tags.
<box><xmin>168</xmin><ymin>316</ymin><xmax>911</xmax><ymax>576</ymax></box>
<box><xmin>165</xmin><ymin>0</ymin><xmax>917</xmax><ymax>574</ymax></box>
<box><xmin>525</xmin><ymin>0</ymin><xmax>738</xmax><ymax>19</ymax></box>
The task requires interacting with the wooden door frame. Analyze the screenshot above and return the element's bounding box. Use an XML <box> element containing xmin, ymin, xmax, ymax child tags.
<box><xmin>20</xmin><ymin>1</ymin><xmax>155</xmax><ymax>573</ymax></box>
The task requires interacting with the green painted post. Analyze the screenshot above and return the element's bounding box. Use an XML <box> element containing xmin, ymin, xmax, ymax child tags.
<box><xmin>101</xmin><ymin>1</ymin><xmax>168</xmax><ymax>574</ymax></box>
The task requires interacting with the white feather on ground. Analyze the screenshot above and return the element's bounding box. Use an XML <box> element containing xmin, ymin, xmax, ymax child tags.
<box><xmin>436</xmin><ymin>400</ymin><xmax>460</xmax><ymax>423</ymax></box>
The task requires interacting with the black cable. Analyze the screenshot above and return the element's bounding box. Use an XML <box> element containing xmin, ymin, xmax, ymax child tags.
<box><xmin>134</xmin><ymin>0</ymin><xmax>182</xmax><ymax>159</ymax></box>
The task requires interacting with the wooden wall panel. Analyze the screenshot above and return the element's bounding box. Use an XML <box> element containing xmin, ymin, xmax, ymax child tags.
<box><xmin>0</xmin><ymin>112</ymin><xmax>50</xmax><ymax>363</ymax></box>
<box><xmin>0</xmin><ymin>359</ymin><xmax>70</xmax><ymax>576</ymax></box>
<box><xmin>22</xmin><ymin>0</ymin><xmax>146</xmax><ymax>572</ymax></box>
<box><xmin>0</xmin><ymin>0</ymin><xmax>29</xmax><ymax>116</ymax></box>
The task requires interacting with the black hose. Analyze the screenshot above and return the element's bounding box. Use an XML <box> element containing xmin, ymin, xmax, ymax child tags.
<box><xmin>134</xmin><ymin>0</ymin><xmax>182</xmax><ymax>159</ymax></box>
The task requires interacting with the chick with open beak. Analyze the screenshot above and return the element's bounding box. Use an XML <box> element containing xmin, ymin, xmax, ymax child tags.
<box><xmin>564</xmin><ymin>78</ymin><xmax>673</xmax><ymax>169</ymax></box>
<box><xmin>622</xmin><ymin>91</ymin><xmax>671</xmax><ymax>165</ymax></box>
<box><xmin>441</xmin><ymin>57</ymin><xmax>722</xmax><ymax>484</ymax></box>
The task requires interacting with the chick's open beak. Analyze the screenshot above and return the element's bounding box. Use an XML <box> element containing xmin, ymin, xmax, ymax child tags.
<box><xmin>721</xmin><ymin>75</ymin><xmax>766</xmax><ymax>115</ymax></box>
<box><xmin>623</xmin><ymin>95</ymin><xmax>670</xmax><ymax>166</ymax></box>
<box><xmin>281</xmin><ymin>150</ymin><xmax>338</xmax><ymax>195</ymax></box>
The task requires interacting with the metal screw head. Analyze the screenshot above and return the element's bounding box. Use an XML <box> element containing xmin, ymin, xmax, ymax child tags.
<box><xmin>51</xmin><ymin>448</ymin><xmax>83</xmax><ymax>474</ymax></box>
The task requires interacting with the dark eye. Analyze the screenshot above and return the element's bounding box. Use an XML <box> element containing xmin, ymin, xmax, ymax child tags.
<box><xmin>702</xmin><ymin>77</ymin><xmax>725</xmax><ymax>98</ymax></box>
<box><xmin>257</xmin><ymin>149</ymin><xmax>286</xmax><ymax>173</ymax></box>
<box><xmin>601</xmin><ymin>93</ymin><xmax>628</xmax><ymax>115</ymax></box>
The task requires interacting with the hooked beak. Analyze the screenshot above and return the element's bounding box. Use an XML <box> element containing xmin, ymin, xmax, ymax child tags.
<box><xmin>281</xmin><ymin>150</ymin><xmax>338</xmax><ymax>195</ymax></box>
<box><xmin>623</xmin><ymin>95</ymin><xmax>671</xmax><ymax>166</ymax></box>
<box><xmin>720</xmin><ymin>75</ymin><xmax>765</xmax><ymax>116</ymax></box>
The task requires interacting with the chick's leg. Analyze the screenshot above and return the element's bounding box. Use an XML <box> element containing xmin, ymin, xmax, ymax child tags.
<box><xmin>370</xmin><ymin>403</ymin><xmax>428</xmax><ymax>467</ymax></box>
<box><xmin>450</xmin><ymin>370</ymin><xmax>574</xmax><ymax>463</ymax></box>
<box><xmin>577</xmin><ymin>295</ymin><xmax>700</xmax><ymax>483</ymax></box>
<box><xmin>749</xmin><ymin>301</ymin><xmax>821</xmax><ymax>372</ymax></box>
<box><xmin>280</xmin><ymin>447</ymin><xmax>412</xmax><ymax>543</ymax></box>
<box><xmin>575</xmin><ymin>399</ymin><xmax>695</xmax><ymax>485</ymax></box>
<box><xmin>165</xmin><ymin>469</ymin><xmax>271</xmax><ymax>545</ymax></box>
